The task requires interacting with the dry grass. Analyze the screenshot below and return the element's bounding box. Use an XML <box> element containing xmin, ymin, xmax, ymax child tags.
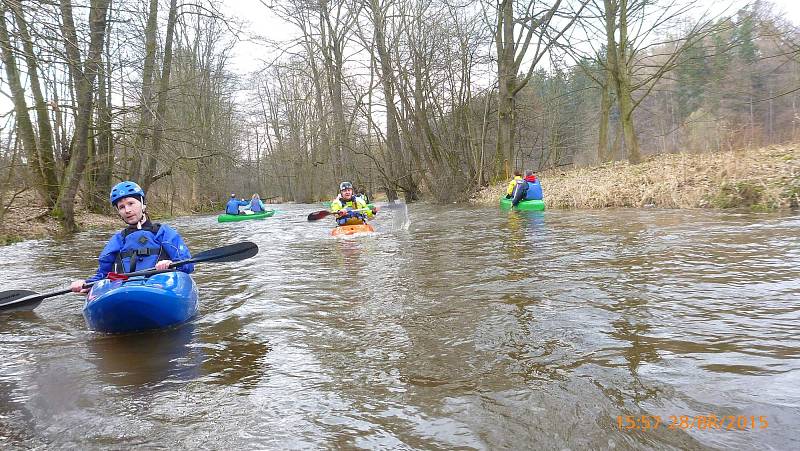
<box><xmin>471</xmin><ymin>143</ymin><xmax>799</xmax><ymax>210</ymax></box>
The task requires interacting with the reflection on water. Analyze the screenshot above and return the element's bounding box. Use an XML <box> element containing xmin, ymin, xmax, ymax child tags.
<box><xmin>198</xmin><ymin>316</ymin><xmax>271</xmax><ymax>388</ymax></box>
<box><xmin>87</xmin><ymin>323</ymin><xmax>201</xmax><ymax>388</ymax></box>
<box><xmin>0</xmin><ymin>205</ymin><xmax>798</xmax><ymax>449</ymax></box>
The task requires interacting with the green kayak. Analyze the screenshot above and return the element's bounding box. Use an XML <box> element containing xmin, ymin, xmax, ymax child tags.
<box><xmin>217</xmin><ymin>210</ymin><xmax>275</xmax><ymax>222</ymax></box>
<box><xmin>499</xmin><ymin>197</ymin><xmax>545</xmax><ymax>211</ymax></box>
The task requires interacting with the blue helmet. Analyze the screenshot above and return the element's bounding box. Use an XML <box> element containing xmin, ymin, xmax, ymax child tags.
<box><xmin>110</xmin><ymin>181</ymin><xmax>145</xmax><ymax>206</ymax></box>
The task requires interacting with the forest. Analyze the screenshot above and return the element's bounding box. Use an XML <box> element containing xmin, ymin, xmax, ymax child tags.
<box><xmin>1</xmin><ymin>0</ymin><xmax>798</xmax><ymax>233</ymax></box>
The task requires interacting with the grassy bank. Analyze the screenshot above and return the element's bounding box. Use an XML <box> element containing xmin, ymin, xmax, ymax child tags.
<box><xmin>472</xmin><ymin>144</ymin><xmax>799</xmax><ymax>210</ymax></box>
<box><xmin>0</xmin><ymin>192</ymin><xmax>196</xmax><ymax>246</ymax></box>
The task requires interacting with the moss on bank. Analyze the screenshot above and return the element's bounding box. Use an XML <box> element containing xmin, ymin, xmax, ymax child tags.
<box><xmin>472</xmin><ymin>144</ymin><xmax>799</xmax><ymax>210</ymax></box>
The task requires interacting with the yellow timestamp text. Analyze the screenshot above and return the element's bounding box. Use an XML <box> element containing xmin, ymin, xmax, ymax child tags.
<box><xmin>616</xmin><ymin>415</ymin><xmax>768</xmax><ymax>431</ymax></box>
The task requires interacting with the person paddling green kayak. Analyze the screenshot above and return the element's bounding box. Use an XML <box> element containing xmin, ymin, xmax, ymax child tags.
<box><xmin>70</xmin><ymin>181</ymin><xmax>194</xmax><ymax>294</ymax></box>
<box><xmin>224</xmin><ymin>193</ymin><xmax>249</xmax><ymax>215</ymax></box>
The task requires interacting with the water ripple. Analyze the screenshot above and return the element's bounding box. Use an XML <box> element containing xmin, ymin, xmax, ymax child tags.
<box><xmin>1</xmin><ymin>206</ymin><xmax>798</xmax><ymax>449</ymax></box>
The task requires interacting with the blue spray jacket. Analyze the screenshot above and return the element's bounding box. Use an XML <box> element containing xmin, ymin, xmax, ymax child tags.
<box><xmin>225</xmin><ymin>198</ymin><xmax>249</xmax><ymax>214</ymax></box>
<box><xmin>85</xmin><ymin>221</ymin><xmax>194</xmax><ymax>283</ymax></box>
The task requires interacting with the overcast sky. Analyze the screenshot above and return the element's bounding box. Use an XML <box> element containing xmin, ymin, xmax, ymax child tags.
<box><xmin>0</xmin><ymin>1</ymin><xmax>797</xmax><ymax>116</ymax></box>
<box><xmin>221</xmin><ymin>0</ymin><xmax>800</xmax><ymax>76</ymax></box>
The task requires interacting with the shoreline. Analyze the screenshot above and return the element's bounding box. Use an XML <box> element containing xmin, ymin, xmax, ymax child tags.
<box><xmin>0</xmin><ymin>203</ymin><xmax>202</xmax><ymax>246</ymax></box>
<box><xmin>3</xmin><ymin>144</ymin><xmax>798</xmax><ymax>245</ymax></box>
<box><xmin>471</xmin><ymin>144</ymin><xmax>799</xmax><ymax>210</ymax></box>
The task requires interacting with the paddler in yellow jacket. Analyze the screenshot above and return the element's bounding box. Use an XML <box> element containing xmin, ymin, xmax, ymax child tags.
<box><xmin>505</xmin><ymin>170</ymin><xmax>523</xmax><ymax>199</ymax></box>
<box><xmin>330</xmin><ymin>181</ymin><xmax>378</xmax><ymax>226</ymax></box>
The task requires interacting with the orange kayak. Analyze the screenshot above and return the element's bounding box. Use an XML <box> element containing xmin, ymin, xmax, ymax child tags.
<box><xmin>331</xmin><ymin>223</ymin><xmax>375</xmax><ymax>236</ymax></box>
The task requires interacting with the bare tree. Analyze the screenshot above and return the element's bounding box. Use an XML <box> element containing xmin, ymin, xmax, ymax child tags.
<box><xmin>54</xmin><ymin>0</ymin><xmax>111</xmax><ymax>232</ymax></box>
<box><xmin>0</xmin><ymin>2</ymin><xmax>59</xmax><ymax>206</ymax></box>
<box><xmin>491</xmin><ymin>0</ymin><xmax>586</xmax><ymax>178</ymax></box>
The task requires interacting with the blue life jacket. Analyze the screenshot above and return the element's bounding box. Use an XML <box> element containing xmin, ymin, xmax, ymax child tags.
<box><xmin>86</xmin><ymin>221</ymin><xmax>194</xmax><ymax>283</ymax></box>
<box><xmin>525</xmin><ymin>181</ymin><xmax>543</xmax><ymax>200</ymax></box>
<box><xmin>114</xmin><ymin>223</ymin><xmax>164</xmax><ymax>272</ymax></box>
<box><xmin>225</xmin><ymin>198</ymin><xmax>243</xmax><ymax>214</ymax></box>
<box><xmin>250</xmin><ymin>199</ymin><xmax>264</xmax><ymax>212</ymax></box>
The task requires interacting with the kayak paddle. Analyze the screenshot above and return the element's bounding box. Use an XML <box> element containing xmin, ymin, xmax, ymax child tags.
<box><xmin>307</xmin><ymin>208</ymin><xmax>373</xmax><ymax>221</ymax></box>
<box><xmin>0</xmin><ymin>241</ymin><xmax>259</xmax><ymax>312</ymax></box>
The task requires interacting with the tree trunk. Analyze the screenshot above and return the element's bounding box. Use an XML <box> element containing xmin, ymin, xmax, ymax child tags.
<box><xmin>89</xmin><ymin>43</ymin><xmax>113</xmax><ymax>212</ymax></box>
<box><xmin>54</xmin><ymin>0</ymin><xmax>110</xmax><ymax>232</ymax></box>
<box><xmin>130</xmin><ymin>0</ymin><xmax>158</xmax><ymax>181</ymax></box>
<box><xmin>494</xmin><ymin>0</ymin><xmax>516</xmax><ymax>178</ymax></box>
<box><xmin>598</xmin><ymin>69</ymin><xmax>612</xmax><ymax>162</ymax></box>
<box><xmin>142</xmin><ymin>0</ymin><xmax>177</xmax><ymax>192</ymax></box>
<box><xmin>604</xmin><ymin>0</ymin><xmax>640</xmax><ymax>163</ymax></box>
<box><xmin>0</xmin><ymin>5</ymin><xmax>51</xmax><ymax>206</ymax></box>
<box><xmin>369</xmin><ymin>0</ymin><xmax>401</xmax><ymax>201</ymax></box>
<box><xmin>303</xmin><ymin>22</ymin><xmax>330</xmax><ymax>190</ymax></box>
<box><xmin>8</xmin><ymin>3</ymin><xmax>60</xmax><ymax>205</ymax></box>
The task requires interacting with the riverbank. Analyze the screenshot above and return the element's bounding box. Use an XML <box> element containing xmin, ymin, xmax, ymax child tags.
<box><xmin>0</xmin><ymin>194</ymin><xmax>120</xmax><ymax>245</ymax></box>
<box><xmin>0</xmin><ymin>191</ymin><xmax>197</xmax><ymax>245</ymax></box>
<box><xmin>3</xmin><ymin>144</ymin><xmax>797</xmax><ymax>245</ymax></box>
<box><xmin>472</xmin><ymin>143</ymin><xmax>799</xmax><ymax>210</ymax></box>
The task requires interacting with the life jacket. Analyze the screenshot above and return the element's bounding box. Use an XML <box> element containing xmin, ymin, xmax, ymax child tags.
<box><xmin>335</xmin><ymin>197</ymin><xmax>367</xmax><ymax>224</ymax></box>
<box><xmin>250</xmin><ymin>199</ymin><xmax>264</xmax><ymax>212</ymax></box>
<box><xmin>337</xmin><ymin>197</ymin><xmax>361</xmax><ymax>209</ymax></box>
<box><xmin>113</xmin><ymin>222</ymin><xmax>165</xmax><ymax>273</ymax></box>
<box><xmin>525</xmin><ymin>180</ymin><xmax>543</xmax><ymax>200</ymax></box>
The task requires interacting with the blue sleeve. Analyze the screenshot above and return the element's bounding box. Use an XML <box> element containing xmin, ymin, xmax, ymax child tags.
<box><xmin>156</xmin><ymin>225</ymin><xmax>194</xmax><ymax>274</ymax></box>
<box><xmin>259</xmin><ymin>200</ymin><xmax>266</xmax><ymax>210</ymax></box>
<box><xmin>86</xmin><ymin>233</ymin><xmax>124</xmax><ymax>283</ymax></box>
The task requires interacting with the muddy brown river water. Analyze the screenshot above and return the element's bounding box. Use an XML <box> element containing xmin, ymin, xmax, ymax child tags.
<box><xmin>1</xmin><ymin>204</ymin><xmax>798</xmax><ymax>449</ymax></box>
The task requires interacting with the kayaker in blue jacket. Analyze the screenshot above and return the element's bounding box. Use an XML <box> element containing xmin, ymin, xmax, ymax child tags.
<box><xmin>249</xmin><ymin>194</ymin><xmax>266</xmax><ymax>213</ymax></box>
<box><xmin>522</xmin><ymin>170</ymin><xmax>543</xmax><ymax>201</ymax></box>
<box><xmin>70</xmin><ymin>181</ymin><xmax>194</xmax><ymax>293</ymax></box>
<box><xmin>225</xmin><ymin>193</ymin><xmax>249</xmax><ymax>215</ymax></box>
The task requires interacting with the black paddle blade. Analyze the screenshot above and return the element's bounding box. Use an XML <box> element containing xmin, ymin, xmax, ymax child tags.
<box><xmin>307</xmin><ymin>210</ymin><xmax>332</xmax><ymax>221</ymax></box>
<box><xmin>0</xmin><ymin>288</ymin><xmax>72</xmax><ymax>312</ymax></box>
<box><xmin>0</xmin><ymin>290</ymin><xmax>38</xmax><ymax>309</ymax></box>
<box><xmin>189</xmin><ymin>241</ymin><xmax>259</xmax><ymax>264</ymax></box>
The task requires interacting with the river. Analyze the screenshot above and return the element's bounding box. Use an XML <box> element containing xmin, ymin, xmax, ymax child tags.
<box><xmin>1</xmin><ymin>204</ymin><xmax>798</xmax><ymax>449</ymax></box>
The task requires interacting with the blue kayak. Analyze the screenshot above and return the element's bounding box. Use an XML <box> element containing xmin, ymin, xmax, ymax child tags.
<box><xmin>83</xmin><ymin>271</ymin><xmax>198</xmax><ymax>334</ymax></box>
